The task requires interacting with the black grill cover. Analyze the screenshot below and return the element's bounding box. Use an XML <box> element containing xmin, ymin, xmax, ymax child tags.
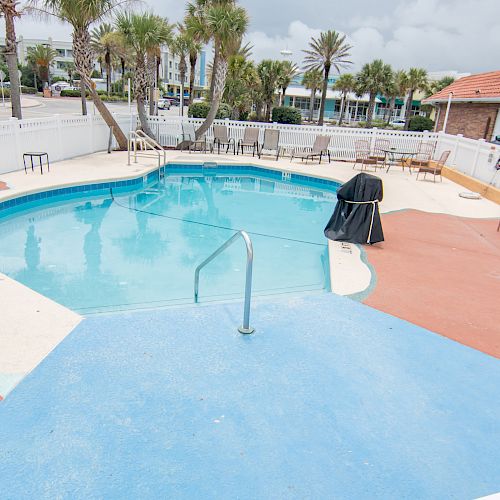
<box><xmin>324</xmin><ymin>173</ymin><xmax>384</xmax><ymax>244</ymax></box>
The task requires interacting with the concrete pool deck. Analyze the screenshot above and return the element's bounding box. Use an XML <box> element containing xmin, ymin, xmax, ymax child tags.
<box><xmin>0</xmin><ymin>293</ymin><xmax>499</xmax><ymax>499</ymax></box>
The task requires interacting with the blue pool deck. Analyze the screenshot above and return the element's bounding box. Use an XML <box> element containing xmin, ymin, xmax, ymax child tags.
<box><xmin>0</xmin><ymin>293</ymin><xmax>499</xmax><ymax>499</ymax></box>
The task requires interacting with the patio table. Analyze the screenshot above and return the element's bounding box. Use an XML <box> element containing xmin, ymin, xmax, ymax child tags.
<box><xmin>380</xmin><ymin>147</ymin><xmax>418</xmax><ymax>173</ymax></box>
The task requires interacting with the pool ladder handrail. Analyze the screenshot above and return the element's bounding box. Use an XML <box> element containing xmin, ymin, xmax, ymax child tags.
<box><xmin>194</xmin><ymin>230</ymin><xmax>255</xmax><ymax>334</ymax></box>
<box><xmin>128</xmin><ymin>130</ymin><xmax>166</xmax><ymax>167</ymax></box>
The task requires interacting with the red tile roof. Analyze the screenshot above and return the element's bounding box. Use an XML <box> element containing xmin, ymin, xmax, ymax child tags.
<box><xmin>423</xmin><ymin>71</ymin><xmax>500</xmax><ymax>103</ymax></box>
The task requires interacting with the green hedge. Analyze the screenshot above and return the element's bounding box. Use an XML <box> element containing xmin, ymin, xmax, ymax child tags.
<box><xmin>408</xmin><ymin>115</ymin><xmax>434</xmax><ymax>132</ymax></box>
<box><xmin>21</xmin><ymin>87</ymin><xmax>38</xmax><ymax>94</ymax></box>
<box><xmin>188</xmin><ymin>101</ymin><xmax>233</xmax><ymax>119</ymax></box>
<box><xmin>271</xmin><ymin>106</ymin><xmax>302</xmax><ymax>125</ymax></box>
<box><xmin>60</xmin><ymin>89</ymin><xmax>85</xmax><ymax>97</ymax></box>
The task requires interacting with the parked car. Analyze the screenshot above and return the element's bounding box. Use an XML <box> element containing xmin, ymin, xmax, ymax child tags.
<box><xmin>389</xmin><ymin>119</ymin><xmax>406</xmax><ymax>128</ymax></box>
<box><xmin>157</xmin><ymin>98</ymin><xmax>171</xmax><ymax>110</ymax></box>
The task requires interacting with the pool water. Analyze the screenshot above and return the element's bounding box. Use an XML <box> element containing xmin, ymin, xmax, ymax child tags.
<box><xmin>0</xmin><ymin>169</ymin><xmax>338</xmax><ymax>313</ymax></box>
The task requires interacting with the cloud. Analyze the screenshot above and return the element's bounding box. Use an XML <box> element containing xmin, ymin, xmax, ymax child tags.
<box><xmin>245</xmin><ymin>0</ymin><xmax>500</xmax><ymax>74</ymax></box>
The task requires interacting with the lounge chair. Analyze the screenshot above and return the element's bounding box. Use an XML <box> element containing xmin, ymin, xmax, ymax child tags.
<box><xmin>180</xmin><ymin>123</ymin><xmax>208</xmax><ymax>153</ymax></box>
<box><xmin>212</xmin><ymin>125</ymin><xmax>236</xmax><ymax>154</ymax></box>
<box><xmin>237</xmin><ymin>127</ymin><xmax>260</xmax><ymax>156</ymax></box>
<box><xmin>291</xmin><ymin>135</ymin><xmax>331</xmax><ymax>164</ymax></box>
<box><xmin>353</xmin><ymin>140</ymin><xmax>378</xmax><ymax>171</ymax></box>
<box><xmin>257</xmin><ymin>129</ymin><xmax>281</xmax><ymax>161</ymax></box>
<box><xmin>415</xmin><ymin>150</ymin><xmax>450</xmax><ymax>182</ymax></box>
<box><xmin>369</xmin><ymin>138</ymin><xmax>390</xmax><ymax>168</ymax></box>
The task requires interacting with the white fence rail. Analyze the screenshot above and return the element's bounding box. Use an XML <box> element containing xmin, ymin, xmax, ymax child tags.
<box><xmin>0</xmin><ymin>113</ymin><xmax>134</xmax><ymax>174</ymax></box>
<box><xmin>1</xmin><ymin>113</ymin><xmax>498</xmax><ymax>189</ymax></box>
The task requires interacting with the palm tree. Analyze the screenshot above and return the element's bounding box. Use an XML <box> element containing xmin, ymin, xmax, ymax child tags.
<box><xmin>356</xmin><ymin>59</ymin><xmax>392</xmax><ymax>127</ymax></box>
<box><xmin>116</xmin><ymin>11</ymin><xmax>173</xmax><ymax>139</ymax></box>
<box><xmin>91</xmin><ymin>23</ymin><xmax>122</xmax><ymax>94</ymax></box>
<box><xmin>186</xmin><ymin>0</ymin><xmax>248</xmax><ymax>139</ymax></box>
<box><xmin>384</xmin><ymin>69</ymin><xmax>408</xmax><ymax>123</ymax></box>
<box><xmin>303</xmin><ymin>30</ymin><xmax>352</xmax><ymax>125</ymax></box>
<box><xmin>257</xmin><ymin>59</ymin><xmax>281</xmax><ymax>122</ymax></box>
<box><xmin>277</xmin><ymin>60</ymin><xmax>299</xmax><ymax>106</ymax></box>
<box><xmin>60</xmin><ymin>60</ymin><xmax>76</xmax><ymax>85</ymax></box>
<box><xmin>1</xmin><ymin>0</ymin><xmax>22</xmax><ymax>118</ymax></box>
<box><xmin>301</xmin><ymin>69</ymin><xmax>322</xmax><ymax>123</ymax></box>
<box><xmin>27</xmin><ymin>44</ymin><xmax>57</xmax><ymax>88</ymax></box>
<box><xmin>224</xmin><ymin>54</ymin><xmax>258</xmax><ymax>119</ymax></box>
<box><xmin>332</xmin><ymin>73</ymin><xmax>355</xmax><ymax>126</ymax></box>
<box><xmin>404</xmin><ymin>67</ymin><xmax>428</xmax><ymax>129</ymax></box>
<box><xmin>170</xmin><ymin>29</ymin><xmax>191</xmax><ymax>115</ymax></box>
<box><xmin>32</xmin><ymin>0</ymin><xmax>129</xmax><ymax>149</ymax></box>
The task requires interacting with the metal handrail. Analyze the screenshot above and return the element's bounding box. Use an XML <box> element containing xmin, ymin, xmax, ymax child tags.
<box><xmin>194</xmin><ymin>230</ymin><xmax>254</xmax><ymax>334</ymax></box>
<box><xmin>128</xmin><ymin>130</ymin><xmax>166</xmax><ymax>167</ymax></box>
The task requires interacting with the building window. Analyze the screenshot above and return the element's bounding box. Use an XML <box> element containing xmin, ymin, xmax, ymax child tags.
<box><xmin>56</xmin><ymin>48</ymin><xmax>65</xmax><ymax>57</ymax></box>
<box><xmin>169</xmin><ymin>72</ymin><xmax>172</xmax><ymax>80</ymax></box>
<box><xmin>169</xmin><ymin>61</ymin><xmax>172</xmax><ymax>68</ymax></box>
<box><xmin>65</xmin><ymin>49</ymin><xmax>73</xmax><ymax>57</ymax></box>
<box><xmin>293</xmin><ymin>96</ymin><xmax>321</xmax><ymax>111</ymax></box>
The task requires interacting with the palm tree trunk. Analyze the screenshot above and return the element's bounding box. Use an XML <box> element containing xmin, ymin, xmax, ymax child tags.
<box><xmin>282</xmin><ymin>85</ymin><xmax>288</xmax><ymax>106</ymax></box>
<box><xmin>105</xmin><ymin>52</ymin><xmax>111</xmax><ymax>94</ymax></box>
<box><xmin>137</xmin><ymin>96</ymin><xmax>156</xmax><ymax>138</ymax></box>
<box><xmin>308</xmin><ymin>89</ymin><xmax>315</xmax><ymax>122</ymax></box>
<box><xmin>73</xmin><ymin>27</ymin><xmax>127</xmax><ymax>149</ymax></box>
<box><xmin>80</xmin><ymin>78</ymin><xmax>88</xmax><ymax>115</ymax></box>
<box><xmin>120</xmin><ymin>58</ymin><xmax>126</xmax><ymax>96</ymax></box>
<box><xmin>318</xmin><ymin>66</ymin><xmax>330</xmax><ymax>126</ymax></box>
<box><xmin>338</xmin><ymin>92</ymin><xmax>345</xmax><ymax>126</ymax></box>
<box><xmin>366</xmin><ymin>93</ymin><xmax>376</xmax><ymax>127</ymax></box>
<box><xmin>3</xmin><ymin>8</ymin><xmax>22</xmax><ymax>119</ymax></box>
<box><xmin>188</xmin><ymin>52</ymin><xmax>197</xmax><ymax>106</ymax></box>
<box><xmin>146</xmin><ymin>52</ymin><xmax>156</xmax><ymax>116</ymax></box>
<box><xmin>388</xmin><ymin>97</ymin><xmax>396</xmax><ymax>123</ymax></box>
<box><xmin>135</xmin><ymin>54</ymin><xmax>156</xmax><ymax>139</ymax></box>
<box><xmin>404</xmin><ymin>89</ymin><xmax>414</xmax><ymax>130</ymax></box>
<box><xmin>209</xmin><ymin>45</ymin><xmax>219</xmax><ymax>102</ymax></box>
<box><xmin>196</xmin><ymin>53</ymin><xmax>227</xmax><ymax>139</ymax></box>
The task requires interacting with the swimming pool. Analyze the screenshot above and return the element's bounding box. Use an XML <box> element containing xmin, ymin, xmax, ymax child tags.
<box><xmin>0</xmin><ymin>165</ymin><xmax>339</xmax><ymax>313</ymax></box>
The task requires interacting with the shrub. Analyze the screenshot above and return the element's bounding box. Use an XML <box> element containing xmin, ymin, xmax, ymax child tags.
<box><xmin>216</xmin><ymin>103</ymin><xmax>232</xmax><ymax>119</ymax></box>
<box><xmin>188</xmin><ymin>101</ymin><xmax>233</xmax><ymax>120</ymax></box>
<box><xmin>271</xmin><ymin>106</ymin><xmax>302</xmax><ymax>125</ymax></box>
<box><xmin>21</xmin><ymin>86</ymin><xmax>37</xmax><ymax>94</ymax></box>
<box><xmin>0</xmin><ymin>88</ymin><xmax>10</xmax><ymax>98</ymax></box>
<box><xmin>60</xmin><ymin>89</ymin><xmax>85</xmax><ymax>97</ymax></box>
<box><xmin>188</xmin><ymin>101</ymin><xmax>210</xmax><ymax>118</ymax></box>
<box><xmin>408</xmin><ymin>115</ymin><xmax>434</xmax><ymax>132</ymax></box>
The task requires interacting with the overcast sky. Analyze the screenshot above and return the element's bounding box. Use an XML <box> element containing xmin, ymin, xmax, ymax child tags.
<box><xmin>4</xmin><ymin>0</ymin><xmax>500</xmax><ymax>73</ymax></box>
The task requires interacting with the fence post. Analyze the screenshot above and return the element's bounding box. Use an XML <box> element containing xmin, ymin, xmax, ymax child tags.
<box><xmin>90</xmin><ymin>114</ymin><xmax>96</xmax><ymax>153</ymax></box>
<box><xmin>452</xmin><ymin>133</ymin><xmax>463</xmax><ymax>167</ymax></box>
<box><xmin>471</xmin><ymin>138</ymin><xmax>485</xmax><ymax>178</ymax></box>
<box><xmin>370</xmin><ymin>127</ymin><xmax>378</xmax><ymax>152</ymax></box>
<box><xmin>10</xmin><ymin>117</ymin><xmax>23</xmax><ymax>171</ymax></box>
<box><xmin>54</xmin><ymin>114</ymin><xmax>64</xmax><ymax>160</ymax></box>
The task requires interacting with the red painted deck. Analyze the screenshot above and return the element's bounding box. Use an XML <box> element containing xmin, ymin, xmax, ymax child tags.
<box><xmin>363</xmin><ymin>210</ymin><xmax>500</xmax><ymax>358</ymax></box>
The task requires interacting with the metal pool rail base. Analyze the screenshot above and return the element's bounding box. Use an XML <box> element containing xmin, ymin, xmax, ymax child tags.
<box><xmin>194</xmin><ymin>230</ymin><xmax>255</xmax><ymax>335</ymax></box>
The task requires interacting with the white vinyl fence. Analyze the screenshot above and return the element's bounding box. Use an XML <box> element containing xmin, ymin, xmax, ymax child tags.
<box><xmin>147</xmin><ymin>116</ymin><xmax>440</xmax><ymax>162</ymax></box>
<box><xmin>0</xmin><ymin>113</ymin><xmax>134</xmax><ymax>174</ymax></box>
<box><xmin>1</xmin><ymin>113</ymin><xmax>499</xmax><ymax>189</ymax></box>
<box><xmin>434</xmin><ymin>132</ymin><xmax>500</xmax><ymax>188</ymax></box>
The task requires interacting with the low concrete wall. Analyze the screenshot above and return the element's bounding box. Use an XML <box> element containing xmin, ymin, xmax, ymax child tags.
<box><xmin>442</xmin><ymin>166</ymin><xmax>500</xmax><ymax>204</ymax></box>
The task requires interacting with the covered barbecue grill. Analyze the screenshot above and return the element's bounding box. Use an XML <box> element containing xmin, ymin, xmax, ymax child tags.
<box><xmin>324</xmin><ymin>173</ymin><xmax>384</xmax><ymax>244</ymax></box>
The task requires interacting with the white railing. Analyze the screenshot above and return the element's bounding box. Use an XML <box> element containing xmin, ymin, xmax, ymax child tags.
<box><xmin>0</xmin><ymin>113</ymin><xmax>135</xmax><ymax>175</ymax></box>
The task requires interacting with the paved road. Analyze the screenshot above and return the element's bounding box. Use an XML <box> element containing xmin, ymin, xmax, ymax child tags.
<box><xmin>0</xmin><ymin>95</ymin><xmax>186</xmax><ymax>120</ymax></box>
